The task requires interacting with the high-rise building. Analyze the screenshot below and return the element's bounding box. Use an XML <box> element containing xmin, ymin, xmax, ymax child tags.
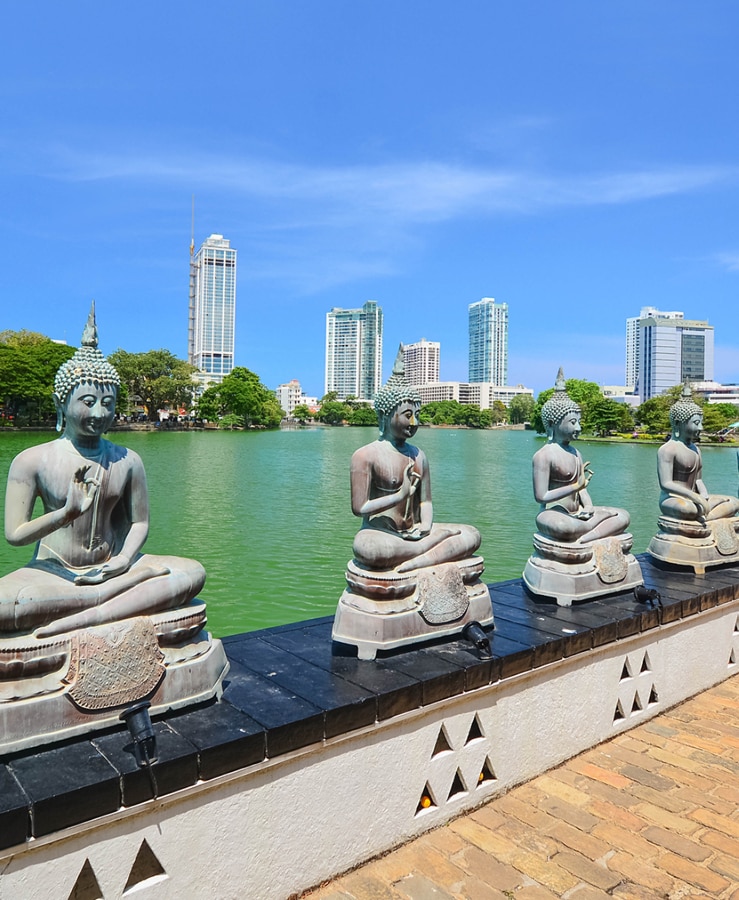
<box><xmin>636</xmin><ymin>312</ymin><xmax>714</xmax><ymax>402</ymax></box>
<box><xmin>188</xmin><ymin>234</ymin><xmax>237</xmax><ymax>388</ymax></box>
<box><xmin>325</xmin><ymin>301</ymin><xmax>383</xmax><ymax>401</ymax></box>
<box><xmin>404</xmin><ymin>339</ymin><xmax>440</xmax><ymax>386</ymax></box>
<box><xmin>625</xmin><ymin>306</ymin><xmax>683</xmax><ymax>392</ymax></box>
<box><xmin>468</xmin><ymin>298</ymin><xmax>508</xmax><ymax>385</ymax></box>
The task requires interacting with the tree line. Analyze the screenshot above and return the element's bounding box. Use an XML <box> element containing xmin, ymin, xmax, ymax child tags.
<box><xmin>0</xmin><ymin>331</ymin><xmax>282</xmax><ymax>428</ymax></box>
<box><xmin>2</xmin><ymin>330</ymin><xmax>737</xmax><ymax>435</ymax></box>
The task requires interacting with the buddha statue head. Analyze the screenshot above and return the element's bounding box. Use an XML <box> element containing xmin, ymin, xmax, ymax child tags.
<box><xmin>540</xmin><ymin>368</ymin><xmax>581</xmax><ymax>440</ymax></box>
<box><xmin>669</xmin><ymin>383</ymin><xmax>703</xmax><ymax>441</ymax></box>
<box><xmin>53</xmin><ymin>303</ymin><xmax>121</xmax><ymax>432</ymax></box>
<box><xmin>374</xmin><ymin>345</ymin><xmax>422</xmax><ymax>440</ymax></box>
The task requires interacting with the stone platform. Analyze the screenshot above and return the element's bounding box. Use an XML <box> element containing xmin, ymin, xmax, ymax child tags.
<box><xmin>1</xmin><ymin>554</ymin><xmax>739</xmax><ymax>899</ymax></box>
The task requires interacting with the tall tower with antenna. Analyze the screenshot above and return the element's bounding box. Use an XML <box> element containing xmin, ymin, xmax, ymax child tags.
<box><xmin>187</xmin><ymin>207</ymin><xmax>237</xmax><ymax>389</ymax></box>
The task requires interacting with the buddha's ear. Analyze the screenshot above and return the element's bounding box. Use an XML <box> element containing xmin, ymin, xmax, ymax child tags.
<box><xmin>52</xmin><ymin>393</ymin><xmax>64</xmax><ymax>433</ymax></box>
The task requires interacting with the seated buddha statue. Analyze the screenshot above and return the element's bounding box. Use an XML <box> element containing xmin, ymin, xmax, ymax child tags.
<box><xmin>523</xmin><ymin>369</ymin><xmax>642</xmax><ymax>604</ymax></box>
<box><xmin>648</xmin><ymin>385</ymin><xmax>739</xmax><ymax>571</ymax></box>
<box><xmin>0</xmin><ymin>307</ymin><xmax>205</xmax><ymax>638</ymax></box>
<box><xmin>332</xmin><ymin>347</ymin><xmax>492</xmax><ymax>658</ymax></box>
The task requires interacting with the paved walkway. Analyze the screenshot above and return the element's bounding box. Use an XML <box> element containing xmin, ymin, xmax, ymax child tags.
<box><xmin>302</xmin><ymin>674</ymin><xmax>739</xmax><ymax>900</ymax></box>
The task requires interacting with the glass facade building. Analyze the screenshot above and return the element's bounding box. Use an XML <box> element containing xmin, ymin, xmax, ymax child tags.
<box><xmin>188</xmin><ymin>234</ymin><xmax>237</xmax><ymax>387</ymax></box>
<box><xmin>468</xmin><ymin>298</ymin><xmax>508</xmax><ymax>385</ymax></box>
<box><xmin>637</xmin><ymin>314</ymin><xmax>714</xmax><ymax>402</ymax></box>
<box><xmin>325</xmin><ymin>301</ymin><xmax>383</xmax><ymax>401</ymax></box>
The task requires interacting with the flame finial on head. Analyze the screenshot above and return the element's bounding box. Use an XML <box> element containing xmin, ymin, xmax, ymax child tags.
<box><xmin>53</xmin><ymin>302</ymin><xmax>121</xmax><ymax>405</ymax></box>
<box><xmin>373</xmin><ymin>344</ymin><xmax>422</xmax><ymax>418</ymax></box>
<box><xmin>540</xmin><ymin>367</ymin><xmax>581</xmax><ymax>432</ymax></box>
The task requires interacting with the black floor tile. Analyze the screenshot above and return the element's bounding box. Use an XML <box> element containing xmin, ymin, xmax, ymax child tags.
<box><xmin>227</xmin><ymin>637</ymin><xmax>377</xmax><ymax>738</ymax></box>
<box><xmin>166</xmin><ymin>701</ymin><xmax>266</xmax><ymax>780</ymax></box>
<box><xmin>10</xmin><ymin>742</ymin><xmax>119</xmax><ymax>837</ymax></box>
<box><xmin>221</xmin><ymin>661</ymin><xmax>325</xmax><ymax>756</ymax></box>
<box><xmin>93</xmin><ymin>723</ymin><xmax>199</xmax><ymax>806</ymax></box>
<box><xmin>0</xmin><ymin>764</ymin><xmax>29</xmax><ymax>850</ymax></box>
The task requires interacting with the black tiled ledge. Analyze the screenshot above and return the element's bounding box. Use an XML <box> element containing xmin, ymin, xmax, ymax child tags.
<box><xmin>1</xmin><ymin>553</ymin><xmax>738</xmax><ymax>850</ymax></box>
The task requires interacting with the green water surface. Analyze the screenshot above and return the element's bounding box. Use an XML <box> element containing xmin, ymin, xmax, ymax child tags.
<box><xmin>1</xmin><ymin>428</ymin><xmax>737</xmax><ymax>637</ymax></box>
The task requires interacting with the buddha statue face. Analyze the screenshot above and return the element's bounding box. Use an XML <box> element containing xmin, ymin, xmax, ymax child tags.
<box><xmin>60</xmin><ymin>382</ymin><xmax>117</xmax><ymax>441</ymax></box>
<box><xmin>677</xmin><ymin>412</ymin><xmax>702</xmax><ymax>443</ymax></box>
<box><xmin>552</xmin><ymin>410</ymin><xmax>582</xmax><ymax>443</ymax></box>
<box><xmin>381</xmin><ymin>400</ymin><xmax>420</xmax><ymax>444</ymax></box>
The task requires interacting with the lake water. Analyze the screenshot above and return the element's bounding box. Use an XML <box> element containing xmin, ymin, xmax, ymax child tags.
<box><xmin>1</xmin><ymin>427</ymin><xmax>738</xmax><ymax>637</ymax></box>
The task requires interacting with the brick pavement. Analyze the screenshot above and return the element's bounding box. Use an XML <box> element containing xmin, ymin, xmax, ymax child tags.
<box><xmin>301</xmin><ymin>674</ymin><xmax>739</xmax><ymax>899</ymax></box>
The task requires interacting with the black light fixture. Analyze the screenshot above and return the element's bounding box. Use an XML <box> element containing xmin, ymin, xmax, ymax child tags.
<box><xmin>120</xmin><ymin>700</ymin><xmax>158</xmax><ymax>768</ymax></box>
<box><xmin>463</xmin><ymin>620</ymin><xmax>493</xmax><ymax>659</ymax></box>
<box><xmin>634</xmin><ymin>585</ymin><xmax>662</xmax><ymax>607</ymax></box>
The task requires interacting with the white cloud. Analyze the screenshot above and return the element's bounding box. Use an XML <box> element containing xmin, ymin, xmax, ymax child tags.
<box><xmin>49</xmin><ymin>145</ymin><xmax>736</xmax><ymax>225</ymax></box>
<box><xmin>714</xmin><ymin>252</ymin><xmax>739</xmax><ymax>272</ymax></box>
<box><xmin>34</xmin><ymin>143</ymin><xmax>739</xmax><ymax>294</ymax></box>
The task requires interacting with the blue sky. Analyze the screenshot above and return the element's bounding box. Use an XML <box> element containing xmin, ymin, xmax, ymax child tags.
<box><xmin>1</xmin><ymin>2</ymin><xmax>737</xmax><ymax>397</ymax></box>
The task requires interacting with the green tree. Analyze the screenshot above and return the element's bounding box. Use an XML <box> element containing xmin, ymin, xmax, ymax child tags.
<box><xmin>348</xmin><ymin>405</ymin><xmax>378</xmax><ymax>426</ymax></box>
<box><xmin>634</xmin><ymin>395</ymin><xmax>673</xmax><ymax>434</ymax></box>
<box><xmin>589</xmin><ymin>397</ymin><xmax>634</xmax><ymax>435</ymax></box>
<box><xmin>418</xmin><ymin>400</ymin><xmax>462</xmax><ymax>425</ymax></box>
<box><xmin>292</xmin><ymin>404</ymin><xmax>313</xmax><ymax>422</ymax></box>
<box><xmin>702</xmin><ymin>403</ymin><xmax>739</xmax><ymax>434</ymax></box>
<box><xmin>491</xmin><ymin>400</ymin><xmax>507</xmax><ymax>424</ymax></box>
<box><xmin>508</xmin><ymin>393</ymin><xmax>535</xmax><ymax>425</ymax></box>
<box><xmin>196</xmin><ymin>367</ymin><xmax>283</xmax><ymax>428</ymax></box>
<box><xmin>218</xmin><ymin>413</ymin><xmax>245</xmax><ymax>430</ymax></box>
<box><xmin>318</xmin><ymin>400</ymin><xmax>351</xmax><ymax>425</ymax></box>
<box><xmin>109</xmin><ymin>349</ymin><xmax>198</xmax><ymax>421</ymax></box>
<box><xmin>0</xmin><ymin>331</ymin><xmax>76</xmax><ymax>425</ymax></box>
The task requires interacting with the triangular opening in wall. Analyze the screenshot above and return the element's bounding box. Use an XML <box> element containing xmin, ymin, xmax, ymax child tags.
<box><xmin>67</xmin><ymin>860</ymin><xmax>103</xmax><ymax>900</ymax></box>
<box><xmin>613</xmin><ymin>699</ymin><xmax>625</xmax><ymax>723</ymax></box>
<box><xmin>477</xmin><ymin>757</ymin><xmax>497</xmax><ymax>787</ymax></box>
<box><xmin>648</xmin><ymin>685</ymin><xmax>659</xmax><ymax>706</ymax></box>
<box><xmin>640</xmin><ymin>653</ymin><xmax>651</xmax><ymax>673</ymax></box>
<box><xmin>123</xmin><ymin>840</ymin><xmax>167</xmax><ymax>894</ymax></box>
<box><xmin>465</xmin><ymin>715</ymin><xmax>484</xmax><ymax>744</ymax></box>
<box><xmin>631</xmin><ymin>692</ymin><xmax>643</xmax><ymax>714</ymax></box>
<box><xmin>620</xmin><ymin>659</ymin><xmax>632</xmax><ymax>681</ymax></box>
<box><xmin>447</xmin><ymin>769</ymin><xmax>468</xmax><ymax>801</ymax></box>
<box><xmin>415</xmin><ymin>783</ymin><xmax>437</xmax><ymax>815</ymax></box>
<box><xmin>432</xmin><ymin>725</ymin><xmax>452</xmax><ymax>757</ymax></box>
<box><xmin>730</xmin><ymin>647</ymin><xmax>737</xmax><ymax>666</ymax></box>
<box><xmin>734</xmin><ymin>615</ymin><xmax>739</xmax><ymax>633</ymax></box>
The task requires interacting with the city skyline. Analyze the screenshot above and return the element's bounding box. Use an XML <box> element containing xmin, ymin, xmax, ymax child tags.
<box><xmin>2</xmin><ymin>4</ymin><xmax>739</xmax><ymax>398</ymax></box>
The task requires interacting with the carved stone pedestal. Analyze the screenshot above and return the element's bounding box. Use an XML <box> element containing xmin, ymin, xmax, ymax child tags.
<box><xmin>332</xmin><ymin>556</ymin><xmax>493</xmax><ymax>660</ymax></box>
<box><xmin>0</xmin><ymin>600</ymin><xmax>228</xmax><ymax>755</ymax></box>
<box><xmin>523</xmin><ymin>533</ymin><xmax>643</xmax><ymax>606</ymax></box>
<box><xmin>648</xmin><ymin>516</ymin><xmax>739</xmax><ymax>575</ymax></box>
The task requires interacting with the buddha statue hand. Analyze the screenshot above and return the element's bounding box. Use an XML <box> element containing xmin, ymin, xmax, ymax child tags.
<box><xmin>578</xmin><ymin>462</ymin><xmax>594</xmax><ymax>491</ymax></box>
<box><xmin>63</xmin><ymin>466</ymin><xmax>101</xmax><ymax>521</ymax></box>
<box><xmin>74</xmin><ymin>554</ymin><xmax>132</xmax><ymax>585</ymax></box>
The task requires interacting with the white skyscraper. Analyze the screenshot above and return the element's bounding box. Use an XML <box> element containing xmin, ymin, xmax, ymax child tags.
<box><xmin>625</xmin><ymin>306</ymin><xmax>683</xmax><ymax>392</ymax></box>
<box><xmin>468</xmin><ymin>298</ymin><xmax>508</xmax><ymax>385</ymax></box>
<box><xmin>188</xmin><ymin>234</ymin><xmax>237</xmax><ymax>387</ymax></box>
<box><xmin>325</xmin><ymin>301</ymin><xmax>383</xmax><ymax>401</ymax></box>
<box><xmin>404</xmin><ymin>339</ymin><xmax>440</xmax><ymax>386</ymax></box>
